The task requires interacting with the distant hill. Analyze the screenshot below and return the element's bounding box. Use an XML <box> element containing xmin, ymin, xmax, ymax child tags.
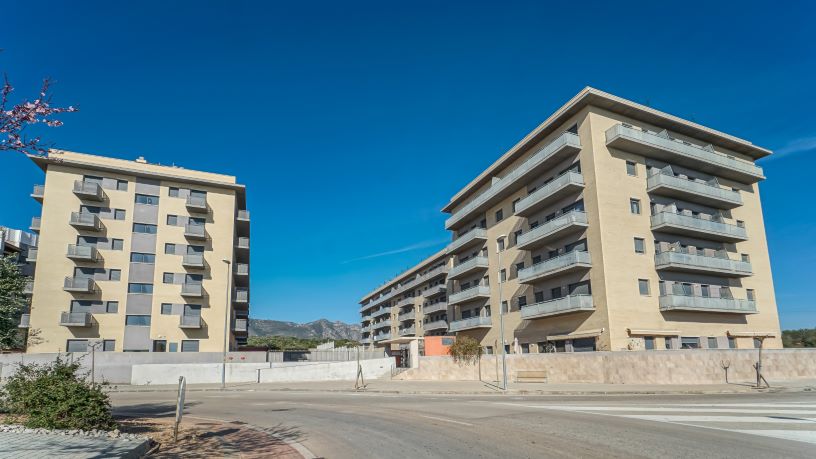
<box><xmin>249</xmin><ymin>318</ymin><xmax>361</xmax><ymax>340</ymax></box>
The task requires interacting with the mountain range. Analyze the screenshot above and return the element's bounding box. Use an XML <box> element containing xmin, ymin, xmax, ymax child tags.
<box><xmin>248</xmin><ymin>318</ymin><xmax>361</xmax><ymax>340</ymax></box>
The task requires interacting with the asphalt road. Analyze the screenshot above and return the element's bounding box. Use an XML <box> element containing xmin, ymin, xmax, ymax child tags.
<box><xmin>111</xmin><ymin>389</ymin><xmax>816</xmax><ymax>458</ymax></box>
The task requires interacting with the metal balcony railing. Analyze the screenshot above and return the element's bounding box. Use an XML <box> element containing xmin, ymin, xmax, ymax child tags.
<box><xmin>236</xmin><ymin>237</ymin><xmax>250</xmax><ymax>249</ymax></box>
<box><xmin>449</xmin><ymin>315</ymin><xmax>492</xmax><ymax>332</ymax></box>
<box><xmin>182</xmin><ymin>254</ymin><xmax>205</xmax><ymax>268</ymax></box>
<box><xmin>423</xmin><ymin>302</ymin><xmax>448</xmax><ymax>315</ymax></box>
<box><xmin>31</xmin><ymin>184</ymin><xmax>45</xmax><ymax>201</ymax></box>
<box><xmin>73</xmin><ymin>181</ymin><xmax>105</xmax><ymax>201</ymax></box>
<box><xmin>184</xmin><ymin>223</ymin><xmax>206</xmax><ymax>239</ymax></box>
<box><xmin>448</xmin><ymin>285</ymin><xmax>490</xmax><ymax>305</ymax></box>
<box><xmin>520</xmin><ymin>294</ymin><xmax>594</xmax><ymax>320</ymax></box>
<box><xmin>30</xmin><ymin>217</ymin><xmax>41</xmax><ymax>232</ymax></box>
<box><xmin>516</xmin><ymin>210</ymin><xmax>588</xmax><ymax>250</ymax></box>
<box><xmin>233</xmin><ymin>318</ymin><xmax>248</xmax><ymax>332</ymax></box>
<box><xmin>179</xmin><ymin>314</ymin><xmax>202</xmax><ymax>328</ymax></box>
<box><xmin>66</xmin><ymin>244</ymin><xmax>99</xmax><ymax>262</ymax></box>
<box><xmin>233</xmin><ymin>288</ymin><xmax>249</xmax><ymax>303</ymax></box>
<box><xmin>422</xmin><ymin>285</ymin><xmax>447</xmax><ymax>298</ymax></box>
<box><xmin>448</xmin><ymin>256</ymin><xmax>489</xmax><ymax>280</ymax></box>
<box><xmin>234</xmin><ymin>263</ymin><xmax>249</xmax><ymax>276</ymax></box>
<box><xmin>181</xmin><ymin>283</ymin><xmax>204</xmax><ymax>297</ymax></box>
<box><xmin>26</xmin><ymin>248</ymin><xmax>38</xmax><ymax>263</ymax></box>
<box><xmin>646</xmin><ymin>172</ymin><xmax>742</xmax><ymax>209</ymax></box>
<box><xmin>514</xmin><ymin>171</ymin><xmax>585</xmax><ymax>217</ymax></box>
<box><xmin>446</xmin><ymin>227</ymin><xmax>488</xmax><ymax>254</ymax></box>
<box><xmin>654</xmin><ymin>251</ymin><xmax>752</xmax><ymax>277</ymax></box>
<box><xmin>398</xmin><ymin>311</ymin><xmax>416</xmax><ymax>322</ymax></box>
<box><xmin>186</xmin><ymin>195</ymin><xmax>208</xmax><ymax>212</ymax></box>
<box><xmin>399</xmin><ymin>326</ymin><xmax>416</xmax><ymax>336</ymax></box>
<box><xmin>63</xmin><ymin>277</ymin><xmax>96</xmax><ymax>293</ymax></box>
<box><xmin>650</xmin><ymin>212</ymin><xmax>748</xmax><ymax>242</ymax></box>
<box><xmin>423</xmin><ymin>320</ymin><xmax>449</xmax><ymax>332</ymax></box>
<box><xmin>659</xmin><ymin>294</ymin><xmax>758</xmax><ymax>314</ymax></box>
<box><xmin>69</xmin><ymin>212</ymin><xmax>102</xmax><ymax>231</ymax></box>
<box><xmin>60</xmin><ymin>311</ymin><xmax>93</xmax><ymax>327</ymax></box>
<box><xmin>518</xmin><ymin>251</ymin><xmax>591</xmax><ymax>284</ymax></box>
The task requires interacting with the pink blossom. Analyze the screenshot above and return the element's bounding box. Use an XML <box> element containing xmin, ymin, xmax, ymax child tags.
<box><xmin>1</xmin><ymin>75</ymin><xmax>77</xmax><ymax>155</ymax></box>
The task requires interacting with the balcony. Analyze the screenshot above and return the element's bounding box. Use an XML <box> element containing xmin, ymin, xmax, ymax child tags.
<box><xmin>515</xmin><ymin>171</ymin><xmax>585</xmax><ymax>217</ymax></box>
<box><xmin>423</xmin><ymin>302</ymin><xmax>448</xmax><ymax>315</ymax></box>
<box><xmin>31</xmin><ymin>184</ymin><xmax>44</xmax><ymax>202</ymax></box>
<box><xmin>30</xmin><ymin>217</ymin><xmax>41</xmax><ymax>232</ymax></box>
<box><xmin>236</xmin><ymin>237</ymin><xmax>250</xmax><ymax>250</ymax></box>
<box><xmin>60</xmin><ymin>312</ymin><xmax>93</xmax><ymax>327</ymax></box>
<box><xmin>448</xmin><ymin>256</ymin><xmax>489</xmax><ymax>281</ymax></box>
<box><xmin>422</xmin><ymin>285</ymin><xmax>447</xmax><ymax>299</ymax></box>
<box><xmin>520</xmin><ymin>294</ymin><xmax>594</xmax><ymax>320</ymax></box>
<box><xmin>234</xmin><ymin>263</ymin><xmax>249</xmax><ymax>276</ymax></box>
<box><xmin>66</xmin><ymin>244</ymin><xmax>99</xmax><ymax>262</ymax></box>
<box><xmin>647</xmin><ymin>172</ymin><xmax>742</xmax><ymax>209</ymax></box>
<box><xmin>186</xmin><ymin>195</ymin><xmax>208</xmax><ymax>212</ymax></box>
<box><xmin>19</xmin><ymin>313</ymin><xmax>30</xmax><ymax>328</ymax></box>
<box><xmin>398</xmin><ymin>310</ymin><xmax>416</xmax><ymax>322</ymax></box>
<box><xmin>179</xmin><ymin>314</ymin><xmax>202</xmax><ymax>329</ymax></box>
<box><xmin>374</xmin><ymin>319</ymin><xmax>392</xmax><ymax>330</ymax></box>
<box><xmin>518</xmin><ymin>251</ymin><xmax>592</xmax><ymax>284</ymax></box>
<box><xmin>446</xmin><ymin>228</ymin><xmax>488</xmax><ymax>254</ymax></box>
<box><xmin>372</xmin><ymin>307</ymin><xmax>390</xmax><ymax>319</ymax></box>
<box><xmin>374</xmin><ymin>332</ymin><xmax>392</xmax><ymax>342</ymax></box>
<box><xmin>659</xmin><ymin>294</ymin><xmax>758</xmax><ymax>314</ymax></box>
<box><xmin>73</xmin><ymin>181</ymin><xmax>105</xmax><ymax>201</ymax></box>
<box><xmin>233</xmin><ymin>288</ymin><xmax>248</xmax><ymax>303</ymax></box>
<box><xmin>360</xmin><ymin>337</ymin><xmax>372</xmax><ymax>345</ymax></box>
<box><xmin>23</xmin><ymin>280</ymin><xmax>34</xmax><ymax>295</ymax></box>
<box><xmin>26</xmin><ymin>248</ymin><xmax>38</xmax><ymax>263</ymax></box>
<box><xmin>182</xmin><ymin>254</ymin><xmax>205</xmax><ymax>268</ymax></box>
<box><xmin>650</xmin><ymin>212</ymin><xmax>748</xmax><ymax>242</ymax></box>
<box><xmin>605</xmin><ymin>124</ymin><xmax>764</xmax><ymax>184</ymax></box>
<box><xmin>448</xmin><ymin>285</ymin><xmax>490</xmax><ymax>306</ymax></box>
<box><xmin>655</xmin><ymin>251</ymin><xmax>752</xmax><ymax>277</ymax></box>
<box><xmin>516</xmin><ymin>211</ymin><xmax>588</xmax><ymax>250</ymax></box>
<box><xmin>361</xmin><ymin>324</ymin><xmax>372</xmax><ymax>333</ymax></box>
<box><xmin>237</xmin><ymin>210</ymin><xmax>250</xmax><ymax>222</ymax></box>
<box><xmin>184</xmin><ymin>223</ymin><xmax>207</xmax><ymax>240</ymax></box>
<box><xmin>233</xmin><ymin>318</ymin><xmax>248</xmax><ymax>332</ymax></box>
<box><xmin>181</xmin><ymin>283</ymin><xmax>205</xmax><ymax>297</ymax></box>
<box><xmin>423</xmin><ymin>320</ymin><xmax>448</xmax><ymax>332</ymax></box>
<box><xmin>361</xmin><ymin>314</ymin><xmax>372</xmax><ymax>322</ymax></box>
<box><xmin>63</xmin><ymin>277</ymin><xmax>96</xmax><ymax>293</ymax></box>
<box><xmin>69</xmin><ymin>212</ymin><xmax>102</xmax><ymax>231</ymax></box>
<box><xmin>445</xmin><ymin>132</ymin><xmax>582</xmax><ymax>229</ymax></box>
<box><xmin>420</xmin><ymin>265</ymin><xmax>449</xmax><ymax>282</ymax></box>
<box><xmin>399</xmin><ymin>326</ymin><xmax>416</xmax><ymax>336</ymax></box>
<box><xmin>449</xmin><ymin>315</ymin><xmax>492</xmax><ymax>332</ymax></box>
<box><xmin>395</xmin><ymin>297</ymin><xmax>415</xmax><ymax>308</ymax></box>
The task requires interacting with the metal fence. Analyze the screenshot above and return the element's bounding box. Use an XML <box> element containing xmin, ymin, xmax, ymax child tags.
<box><xmin>267</xmin><ymin>348</ymin><xmax>386</xmax><ymax>363</ymax></box>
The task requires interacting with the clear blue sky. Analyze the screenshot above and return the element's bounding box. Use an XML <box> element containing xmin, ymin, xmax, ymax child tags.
<box><xmin>2</xmin><ymin>1</ymin><xmax>814</xmax><ymax>329</ymax></box>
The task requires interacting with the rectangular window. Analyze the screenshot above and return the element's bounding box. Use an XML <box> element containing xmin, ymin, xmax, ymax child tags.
<box><xmin>534</xmin><ymin>291</ymin><xmax>544</xmax><ymax>303</ymax></box>
<box><xmin>521</xmin><ymin>343</ymin><xmax>530</xmax><ymax>354</ymax></box>
<box><xmin>167</xmin><ymin>215</ymin><xmax>179</xmax><ymax>226</ymax></box>
<box><xmin>630</xmin><ymin>198</ymin><xmax>641</xmax><ymax>215</ymax></box>
<box><xmin>106</xmin><ymin>301</ymin><xmax>118</xmax><ymax>313</ymax></box>
<box><xmin>161</xmin><ymin>303</ymin><xmax>173</xmax><ymax>315</ymax></box>
<box><xmin>495</xmin><ymin>209</ymin><xmax>503</xmax><ymax>222</ymax></box>
<box><xmin>108</xmin><ymin>269</ymin><xmax>121</xmax><ymax>281</ymax></box>
<box><xmin>133</xmin><ymin>223</ymin><xmax>158</xmax><ymax>234</ymax></box>
<box><xmin>165</xmin><ymin>243</ymin><xmax>176</xmax><ymax>254</ymax></box>
<box><xmin>113</xmin><ymin>209</ymin><xmax>126</xmax><ymax>220</ymax></box>
<box><xmin>644</xmin><ymin>336</ymin><xmax>655</xmax><ymax>350</ymax></box>
<box><xmin>181</xmin><ymin>340</ymin><xmax>200</xmax><ymax>352</ymax></box>
<box><xmin>626</xmin><ymin>161</ymin><xmax>637</xmax><ymax>176</ymax></box>
<box><xmin>127</xmin><ymin>283</ymin><xmax>153</xmax><ymax>294</ymax></box>
<box><xmin>103</xmin><ymin>340</ymin><xmax>116</xmax><ymax>351</ymax></box>
<box><xmin>112</xmin><ymin>238</ymin><xmax>124</xmax><ymax>250</ymax></box>
<box><xmin>497</xmin><ymin>238</ymin><xmax>505</xmax><ymax>251</ymax></box>
<box><xmin>485</xmin><ymin>346</ymin><xmax>494</xmax><ymax>355</ymax></box>
<box><xmin>728</xmin><ymin>337</ymin><xmax>737</xmax><ymax>349</ymax></box>
<box><xmin>125</xmin><ymin>315</ymin><xmax>151</xmax><ymax>326</ymax></box>
<box><xmin>130</xmin><ymin>252</ymin><xmax>156</xmax><ymax>263</ymax></box>
<box><xmin>517</xmin><ymin>295</ymin><xmax>527</xmax><ymax>307</ymax></box>
<box><xmin>634</xmin><ymin>237</ymin><xmax>645</xmax><ymax>254</ymax></box>
<box><xmin>168</xmin><ymin>187</ymin><xmax>180</xmax><ymax>198</ymax></box>
<box><xmin>638</xmin><ymin>279</ymin><xmax>650</xmax><ymax>296</ymax></box>
<box><xmin>753</xmin><ymin>337</ymin><xmax>762</xmax><ymax>349</ymax></box>
<box><xmin>135</xmin><ymin>194</ymin><xmax>159</xmax><ymax>205</ymax></box>
<box><xmin>500</xmin><ymin>301</ymin><xmax>507</xmax><ymax>314</ymax></box>
<box><xmin>513</xmin><ymin>230</ymin><xmax>522</xmax><ymax>244</ymax></box>
<box><xmin>551</xmin><ymin>286</ymin><xmax>562</xmax><ymax>298</ymax></box>
<box><xmin>116</xmin><ymin>180</ymin><xmax>128</xmax><ymax>191</ymax></box>
<box><xmin>736</xmin><ymin>220</ymin><xmax>745</xmax><ymax>228</ymax></box>
<box><xmin>499</xmin><ymin>269</ymin><xmax>506</xmax><ymax>283</ymax></box>
<box><xmin>515</xmin><ymin>262</ymin><xmax>524</xmax><ymax>274</ymax></box>
<box><xmin>66</xmin><ymin>339</ymin><xmax>89</xmax><ymax>353</ymax></box>
<box><xmin>708</xmin><ymin>337</ymin><xmax>719</xmax><ymax>349</ymax></box>
<box><xmin>153</xmin><ymin>340</ymin><xmax>167</xmax><ymax>352</ymax></box>
<box><xmin>163</xmin><ymin>273</ymin><xmax>175</xmax><ymax>284</ymax></box>
<box><xmin>681</xmin><ymin>337</ymin><xmax>700</xmax><ymax>349</ymax></box>
<box><xmin>747</xmin><ymin>289</ymin><xmax>756</xmax><ymax>301</ymax></box>
<box><xmin>512</xmin><ymin>198</ymin><xmax>520</xmax><ymax>213</ymax></box>
<box><xmin>741</xmin><ymin>253</ymin><xmax>750</xmax><ymax>262</ymax></box>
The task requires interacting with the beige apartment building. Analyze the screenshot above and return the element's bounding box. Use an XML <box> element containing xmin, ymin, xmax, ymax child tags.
<box><xmin>25</xmin><ymin>150</ymin><xmax>250</xmax><ymax>353</ymax></box>
<box><xmin>359</xmin><ymin>250</ymin><xmax>449</xmax><ymax>351</ymax></box>
<box><xmin>360</xmin><ymin>87</ymin><xmax>782</xmax><ymax>354</ymax></box>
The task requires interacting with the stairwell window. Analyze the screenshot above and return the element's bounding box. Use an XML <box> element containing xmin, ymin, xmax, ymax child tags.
<box><xmin>495</xmin><ymin>209</ymin><xmax>504</xmax><ymax>222</ymax></box>
<box><xmin>133</xmin><ymin>223</ymin><xmax>157</xmax><ymax>234</ymax></box>
<box><xmin>135</xmin><ymin>194</ymin><xmax>159</xmax><ymax>205</ymax></box>
<box><xmin>747</xmin><ymin>289</ymin><xmax>756</xmax><ymax>301</ymax></box>
<box><xmin>638</xmin><ymin>279</ymin><xmax>650</xmax><ymax>296</ymax></box>
<box><xmin>630</xmin><ymin>198</ymin><xmax>641</xmax><ymax>215</ymax></box>
<box><xmin>626</xmin><ymin>161</ymin><xmax>637</xmax><ymax>176</ymax></box>
<box><xmin>634</xmin><ymin>237</ymin><xmax>645</xmax><ymax>254</ymax></box>
<box><xmin>644</xmin><ymin>336</ymin><xmax>655</xmax><ymax>350</ymax></box>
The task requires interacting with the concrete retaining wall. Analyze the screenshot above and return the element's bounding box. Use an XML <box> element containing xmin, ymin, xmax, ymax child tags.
<box><xmin>131</xmin><ymin>362</ymin><xmax>271</xmax><ymax>385</ymax></box>
<box><xmin>395</xmin><ymin>349</ymin><xmax>816</xmax><ymax>384</ymax></box>
<box><xmin>258</xmin><ymin>358</ymin><xmax>394</xmax><ymax>383</ymax></box>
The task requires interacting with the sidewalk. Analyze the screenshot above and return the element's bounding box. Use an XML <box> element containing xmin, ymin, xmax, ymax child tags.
<box><xmin>108</xmin><ymin>378</ymin><xmax>816</xmax><ymax>396</ymax></box>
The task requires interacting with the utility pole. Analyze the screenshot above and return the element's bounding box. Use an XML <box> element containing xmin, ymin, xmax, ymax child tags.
<box><xmin>222</xmin><ymin>259</ymin><xmax>232</xmax><ymax>391</ymax></box>
<box><xmin>496</xmin><ymin>235</ymin><xmax>508</xmax><ymax>391</ymax></box>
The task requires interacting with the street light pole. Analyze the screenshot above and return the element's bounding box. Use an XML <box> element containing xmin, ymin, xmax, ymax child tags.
<box><xmin>496</xmin><ymin>235</ymin><xmax>508</xmax><ymax>391</ymax></box>
<box><xmin>222</xmin><ymin>259</ymin><xmax>232</xmax><ymax>390</ymax></box>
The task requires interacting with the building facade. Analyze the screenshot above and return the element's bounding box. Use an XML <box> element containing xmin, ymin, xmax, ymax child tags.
<box><xmin>360</xmin><ymin>87</ymin><xmax>782</xmax><ymax>354</ymax></box>
<box><xmin>26</xmin><ymin>150</ymin><xmax>250</xmax><ymax>353</ymax></box>
<box><xmin>359</xmin><ymin>250</ymin><xmax>449</xmax><ymax>351</ymax></box>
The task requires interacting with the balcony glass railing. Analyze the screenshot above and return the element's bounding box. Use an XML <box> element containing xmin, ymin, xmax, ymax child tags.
<box><xmin>73</xmin><ymin>181</ymin><xmax>105</xmax><ymax>201</ymax></box>
<box><xmin>237</xmin><ymin>210</ymin><xmax>250</xmax><ymax>221</ymax></box>
<box><xmin>181</xmin><ymin>283</ymin><xmax>204</xmax><ymax>296</ymax></box>
<box><xmin>23</xmin><ymin>280</ymin><xmax>34</xmax><ymax>295</ymax></box>
<box><xmin>373</xmin><ymin>319</ymin><xmax>392</xmax><ymax>329</ymax></box>
<box><xmin>26</xmin><ymin>248</ymin><xmax>38</xmax><ymax>263</ymax></box>
<box><xmin>184</xmin><ymin>223</ymin><xmax>206</xmax><ymax>239</ymax></box>
<box><xmin>516</xmin><ymin>210</ymin><xmax>588</xmax><ymax>250</ymax></box>
<box><xmin>422</xmin><ymin>285</ymin><xmax>447</xmax><ymax>298</ymax></box>
<box><xmin>423</xmin><ymin>302</ymin><xmax>448</xmax><ymax>315</ymax></box>
<box><xmin>399</xmin><ymin>326</ymin><xmax>416</xmax><ymax>336</ymax></box>
<box><xmin>372</xmin><ymin>307</ymin><xmax>390</xmax><ymax>318</ymax></box>
<box><xmin>514</xmin><ymin>171</ymin><xmax>585</xmax><ymax>217</ymax></box>
<box><xmin>66</xmin><ymin>244</ymin><xmax>99</xmax><ymax>261</ymax></box>
<box><xmin>69</xmin><ymin>212</ymin><xmax>102</xmax><ymax>230</ymax></box>
<box><xmin>30</xmin><ymin>217</ymin><xmax>41</xmax><ymax>231</ymax></box>
<box><xmin>448</xmin><ymin>285</ymin><xmax>490</xmax><ymax>305</ymax></box>
<box><xmin>179</xmin><ymin>314</ymin><xmax>202</xmax><ymax>328</ymax></box>
<box><xmin>520</xmin><ymin>294</ymin><xmax>594</xmax><ymax>320</ymax></box>
<box><xmin>63</xmin><ymin>277</ymin><xmax>95</xmax><ymax>293</ymax></box>
<box><xmin>398</xmin><ymin>311</ymin><xmax>416</xmax><ymax>322</ymax></box>
<box><xmin>446</xmin><ymin>227</ymin><xmax>488</xmax><ymax>254</ymax></box>
<box><xmin>233</xmin><ymin>318</ymin><xmax>248</xmax><ymax>332</ymax></box>
<box><xmin>186</xmin><ymin>195</ymin><xmax>208</xmax><ymax>211</ymax></box>
<box><xmin>646</xmin><ymin>172</ymin><xmax>742</xmax><ymax>208</ymax></box>
<box><xmin>236</xmin><ymin>237</ymin><xmax>250</xmax><ymax>249</ymax></box>
<box><xmin>659</xmin><ymin>294</ymin><xmax>757</xmax><ymax>314</ymax></box>
<box><xmin>449</xmin><ymin>315</ymin><xmax>492</xmax><ymax>332</ymax></box>
<box><xmin>19</xmin><ymin>313</ymin><xmax>31</xmax><ymax>328</ymax></box>
<box><xmin>31</xmin><ymin>184</ymin><xmax>45</xmax><ymax>200</ymax></box>
<box><xmin>182</xmin><ymin>254</ymin><xmax>205</xmax><ymax>267</ymax></box>
<box><xmin>654</xmin><ymin>251</ymin><xmax>752</xmax><ymax>277</ymax></box>
<box><xmin>374</xmin><ymin>332</ymin><xmax>392</xmax><ymax>341</ymax></box>
<box><xmin>234</xmin><ymin>263</ymin><xmax>249</xmax><ymax>275</ymax></box>
<box><xmin>448</xmin><ymin>256</ymin><xmax>489</xmax><ymax>280</ymax></box>
<box><xmin>233</xmin><ymin>288</ymin><xmax>249</xmax><ymax>302</ymax></box>
<box><xmin>518</xmin><ymin>250</ymin><xmax>591</xmax><ymax>284</ymax></box>
<box><xmin>60</xmin><ymin>311</ymin><xmax>92</xmax><ymax>327</ymax></box>
<box><xmin>423</xmin><ymin>320</ymin><xmax>449</xmax><ymax>332</ymax></box>
<box><xmin>650</xmin><ymin>212</ymin><xmax>747</xmax><ymax>242</ymax></box>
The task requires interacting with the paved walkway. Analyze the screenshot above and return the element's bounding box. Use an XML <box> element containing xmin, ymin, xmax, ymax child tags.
<box><xmin>109</xmin><ymin>377</ymin><xmax>816</xmax><ymax>396</ymax></box>
<box><xmin>0</xmin><ymin>432</ymin><xmax>150</xmax><ymax>459</ymax></box>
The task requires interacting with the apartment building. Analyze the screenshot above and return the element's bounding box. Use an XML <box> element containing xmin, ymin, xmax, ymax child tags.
<box><xmin>359</xmin><ymin>250</ymin><xmax>449</xmax><ymax>351</ymax></box>
<box><xmin>1</xmin><ymin>226</ymin><xmax>38</xmax><ymax>332</ymax></box>
<box><xmin>442</xmin><ymin>87</ymin><xmax>781</xmax><ymax>353</ymax></box>
<box><xmin>25</xmin><ymin>150</ymin><xmax>250</xmax><ymax>353</ymax></box>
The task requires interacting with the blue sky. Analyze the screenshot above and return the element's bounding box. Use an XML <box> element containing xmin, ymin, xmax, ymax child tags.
<box><xmin>2</xmin><ymin>1</ymin><xmax>814</xmax><ymax>329</ymax></box>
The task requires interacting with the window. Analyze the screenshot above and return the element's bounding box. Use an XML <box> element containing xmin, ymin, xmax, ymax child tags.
<box><xmin>736</xmin><ymin>220</ymin><xmax>745</xmax><ymax>228</ymax></box>
<box><xmin>66</xmin><ymin>339</ymin><xmax>88</xmax><ymax>353</ymax></box>
<box><xmin>116</xmin><ymin>180</ymin><xmax>128</xmax><ymax>191</ymax></box>
<box><xmin>681</xmin><ymin>337</ymin><xmax>700</xmax><ymax>349</ymax></box>
<box><xmin>163</xmin><ymin>273</ymin><xmax>175</xmax><ymax>284</ymax></box>
<box><xmin>747</xmin><ymin>289</ymin><xmax>756</xmax><ymax>301</ymax></box>
<box><xmin>665</xmin><ymin>337</ymin><xmax>674</xmax><ymax>349</ymax></box>
<box><xmin>532</xmin><ymin>255</ymin><xmax>541</xmax><ymax>264</ymax></box>
<box><xmin>485</xmin><ymin>346</ymin><xmax>494</xmax><ymax>355</ymax></box>
<box><xmin>518</xmin><ymin>295</ymin><xmax>527</xmax><ymax>307</ymax></box>
<box><xmin>125</xmin><ymin>315</ymin><xmax>151</xmax><ymax>326</ymax></box>
<box><xmin>495</xmin><ymin>209</ymin><xmax>503</xmax><ymax>222</ymax></box>
<box><xmin>153</xmin><ymin>340</ymin><xmax>167</xmax><ymax>352</ymax></box>
<box><xmin>701</xmin><ymin>285</ymin><xmax>710</xmax><ymax>297</ymax></box>
<box><xmin>181</xmin><ymin>340</ymin><xmax>200</xmax><ymax>352</ymax></box>
<box><xmin>135</xmin><ymin>194</ymin><xmax>159</xmax><ymax>205</ymax></box>
<box><xmin>521</xmin><ymin>343</ymin><xmax>530</xmax><ymax>354</ymax></box>
<box><xmin>741</xmin><ymin>253</ymin><xmax>750</xmax><ymax>262</ymax></box>
<box><xmin>626</xmin><ymin>161</ymin><xmax>637</xmax><ymax>176</ymax></box>
<box><xmin>501</xmin><ymin>301</ymin><xmax>508</xmax><ymax>314</ymax></box>
<box><xmin>728</xmin><ymin>337</ymin><xmax>737</xmax><ymax>349</ymax></box>
<box><xmin>108</xmin><ymin>269</ymin><xmax>121</xmax><ymax>281</ymax></box>
<box><xmin>644</xmin><ymin>336</ymin><xmax>655</xmax><ymax>350</ymax></box>
<box><xmin>753</xmin><ymin>337</ymin><xmax>762</xmax><ymax>349</ymax></box>
<box><xmin>708</xmin><ymin>337</ymin><xmax>719</xmax><ymax>349</ymax></box>
<box><xmin>497</xmin><ymin>238</ymin><xmax>505</xmax><ymax>251</ymax></box>
<box><xmin>572</xmin><ymin>338</ymin><xmax>596</xmax><ymax>352</ymax></box>
<box><xmin>169</xmin><ymin>342</ymin><xmax>178</xmax><ymax>352</ymax></box>
<box><xmin>161</xmin><ymin>303</ymin><xmax>173</xmax><ymax>315</ymax></box>
<box><xmin>106</xmin><ymin>301</ymin><xmax>118</xmax><ymax>313</ymax></box>
<box><xmin>638</xmin><ymin>279</ymin><xmax>650</xmax><ymax>296</ymax></box>
<box><xmin>114</xmin><ymin>209</ymin><xmax>126</xmax><ymax>220</ymax></box>
<box><xmin>630</xmin><ymin>198</ymin><xmax>641</xmax><ymax>215</ymax></box>
<box><xmin>534</xmin><ymin>291</ymin><xmax>544</xmax><ymax>303</ymax></box>
<box><xmin>165</xmin><ymin>243</ymin><xmax>176</xmax><ymax>254</ymax></box>
<box><xmin>499</xmin><ymin>269</ymin><xmax>506</xmax><ymax>283</ymax></box>
<box><xmin>130</xmin><ymin>252</ymin><xmax>156</xmax><ymax>263</ymax></box>
<box><xmin>167</xmin><ymin>215</ymin><xmax>179</xmax><ymax>226</ymax></box>
<box><xmin>127</xmin><ymin>283</ymin><xmax>153</xmax><ymax>294</ymax></box>
<box><xmin>515</xmin><ymin>262</ymin><xmax>525</xmax><ymax>274</ymax></box>
<box><xmin>513</xmin><ymin>230</ymin><xmax>522</xmax><ymax>244</ymax></box>
<box><xmin>512</xmin><ymin>198</ymin><xmax>520</xmax><ymax>213</ymax></box>
<box><xmin>103</xmin><ymin>340</ymin><xmax>116</xmax><ymax>351</ymax></box>
<box><xmin>80</xmin><ymin>205</ymin><xmax>101</xmax><ymax>214</ymax></box>
<box><xmin>133</xmin><ymin>223</ymin><xmax>158</xmax><ymax>234</ymax></box>
<box><xmin>566</xmin><ymin>124</ymin><xmax>578</xmax><ymax>134</ymax></box>
<box><xmin>168</xmin><ymin>187</ymin><xmax>180</xmax><ymax>198</ymax></box>
<box><xmin>634</xmin><ymin>237</ymin><xmax>645</xmax><ymax>254</ymax></box>
<box><xmin>112</xmin><ymin>239</ymin><xmax>124</xmax><ymax>250</ymax></box>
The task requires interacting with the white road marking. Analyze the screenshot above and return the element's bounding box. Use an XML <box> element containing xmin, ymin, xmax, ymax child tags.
<box><xmin>618</xmin><ymin>415</ymin><xmax>816</xmax><ymax>424</ymax></box>
<box><xmin>495</xmin><ymin>404</ymin><xmax>816</xmax><ymax>415</ymax></box>
<box><xmin>416</xmin><ymin>414</ymin><xmax>474</xmax><ymax>427</ymax></box>
<box><xmin>730</xmin><ymin>430</ymin><xmax>816</xmax><ymax>445</ymax></box>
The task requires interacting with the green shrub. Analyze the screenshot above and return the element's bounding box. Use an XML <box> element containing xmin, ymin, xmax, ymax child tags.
<box><xmin>448</xmin><ymin>336</ymin><xmax>484</xmax><ymax>365</ymax></box>
<box><xmin>1</xmin><ymin>356</ymin><xmax>116</xmax><ymax>430</ymax></box>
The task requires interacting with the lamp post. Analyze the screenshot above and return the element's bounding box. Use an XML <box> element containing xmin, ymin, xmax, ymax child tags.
<box><xmin>496</xmin><ymin>235</ymin><xmax>508</xmax><ymax>391</ymax></box>
<box><xmin>222</xmin><ymin>259</ymin><xmax>232</xmax><ymax>390</ymax></box>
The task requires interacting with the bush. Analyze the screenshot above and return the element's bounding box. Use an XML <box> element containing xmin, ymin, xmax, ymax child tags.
<box><xmin>448</xmin><ymin>336</ymin><xmax>484</xmax><ymax>365</ymax></box>
<box><xmin>1</xmin><ymin>356</ymin><xmax>117</xmax><ymax>430</ymax></box>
